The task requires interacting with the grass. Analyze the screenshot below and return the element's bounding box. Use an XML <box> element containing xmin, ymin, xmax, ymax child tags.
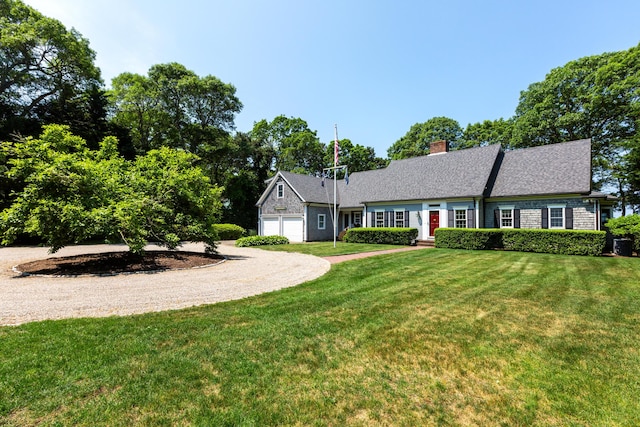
<box><xmin>257</xmin><ymin>241</ymin><xmax>407</xmax><ymax>256</ymax></box>
<box><xmin>1</xmin><ymin>249</ymin><xmax>640</xmax><ymax>425</ymax></box>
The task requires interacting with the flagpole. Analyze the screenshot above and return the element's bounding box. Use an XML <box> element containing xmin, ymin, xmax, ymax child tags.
<box><xmin>333</xmin><ymin>124</ymin><xmax>338</xmax><ymax>248</ymax></box>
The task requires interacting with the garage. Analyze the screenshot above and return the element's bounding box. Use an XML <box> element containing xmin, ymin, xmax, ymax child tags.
<box><xmin>262</xmin><ymin>216</ymin><xmax>304</xmax><ymax>242</ymax></box>
<box><xmin>262</xmin><ymin>217</ymin><xmax>279</xmax><ymax>237</ymax></box>
<box><xmin>282</xmin><ymin>217</ymin><xmax>304</xmax><ymax>242</ymax></box>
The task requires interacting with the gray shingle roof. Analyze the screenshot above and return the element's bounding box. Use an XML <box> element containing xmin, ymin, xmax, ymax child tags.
<box><xmin>279</xmin><ymin>171</ymin><xmax>336</xmax><ymax>204</ymax></box>
<box><xmin>258</xmin><ymin>139</ymin><xmax>595</xmax><ymax>208</ymax></box>
<box><xmin>487</xmin><ymin>139</ymin><xmax>592</xmax><ymax>197</ymax></box>
<box><xmin>337</xmin><ymin>143</ymin><xmax>502</xmax><ymax>207</ymax></box>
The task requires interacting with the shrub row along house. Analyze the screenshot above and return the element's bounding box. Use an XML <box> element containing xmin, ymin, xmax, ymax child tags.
<box><xmin>255</xmin><ymin>139</ymin><xmax>616</xmax><ymax>243</ymax></box>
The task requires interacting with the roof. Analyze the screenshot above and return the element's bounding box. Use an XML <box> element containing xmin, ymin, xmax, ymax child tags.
<box><xmin>257</xmin><ymin>139</ymin><xmax>598</xmax><ymax>208</ymax></box>
<box><xmin>338</xmin><ymin>143</ymin><xmax>502</xmax><ymax>207</ymax></box>
<box><xmin>255</xmin><ymin>171</ymin><xmax>336</xmax><ymax>206</ymax></box>
<box><xmin>487</xmin><ymin>139</ymin><xmax>592</xmax><ymax>198</ymax></box>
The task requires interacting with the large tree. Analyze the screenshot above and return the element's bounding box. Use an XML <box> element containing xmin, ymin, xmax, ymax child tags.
<box><xmin>324</xmin><ymin>138</ymin><xmax>387</xmax><ymax>177</ymax></box>
<box><xmin>462</xmin><ymin>119</ymin><xmax>513</xmax><ymax>149</ymax></box>
<box><xmin>387</xmin><ymin>116</ymin><xmax>464</xmax><ymax>160</ymax></box>
<box><xmin>109</xmin><ymin>63</ymin><xmax>242</xmax><ymax>157</ymax></box>
<box><xmin>250</xmin><ymin>115</ymin><xmax>325</xmax><ymax>175</ymax></box>
<box><xmin>0</xmin><ymin>0</ymin><xmax>102</xmax><ymax>140</ymax></box>
<box><xmin>512</xmin><ymin>43</ymin><xmax>640</xmax><ymax>211</ymax></box>
<box><xmin>0</xmin><ymin>125</ymin><xmax>222</xmax><ymax>253</ymax></box>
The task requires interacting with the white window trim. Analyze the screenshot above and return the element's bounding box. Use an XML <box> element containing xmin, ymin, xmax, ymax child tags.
<box><xmin>454</xmin><ymin>209</ymin><xmax>467</xmax><ymax>228</ymax></box>
<box><xmin>394</xmin><ymin>209</ymin><xmax>405</xmax><ymax>228</ymax></box>
<box><xmin>353</xmin><ymin>211</ymin><xmax>362</xmax><ymax>227</ymax></box>
<box><xmin>375</xmin><ymin>210</ymin><xmax>385</xmax><ymax>228</ymax></box>
<box><xmin>318</xmin><ymin>214</ymin><xmax>326</xmax><ymax>230</ymax></box>
<box><xmin>548</xmin><ymin>206</ymin><xmax>565</xmax><ymax>229</ymax></box>
<box><xmin>500</xmin><ymin>208</ymin><xmax>514</xmax><ymax>229</ymax></box>
<box><xmin>276</xmin><ymin>183</ymin><xmax>284</xmax><ymax>199</ymax></box>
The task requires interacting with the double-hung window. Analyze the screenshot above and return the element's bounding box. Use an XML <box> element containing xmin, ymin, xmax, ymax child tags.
<box><xmin>375</xmin><ymin>211</ymin><xmax>385</xmax><ymax>227</ymax></box>
<box><xmin>318</xmin><ymin>214</ymin><xmax>326</xmax><ymax>230</ymax></box>
<box><xmin>455</xmin><ymin>209</ymin><xmax>467</xmax><ymax>228</ymax></box>
<box><xmin>500</xmin><ymin>209</ymin><xmax>513</xmax><ymax>228</ymax></box>
<box><xmin>549</xmin><ymin>207</ymin><xmax>564</xmax><ymax>228</ymax></box>
<box><xmin>276</xmin><ymin>183</ymin><xmax>284</xmax><ymax>198</ymax></box>
<box><xmin>394</xmin><ymin>211</ymin><xmax>405</xmax><ymax>228</ymax></box>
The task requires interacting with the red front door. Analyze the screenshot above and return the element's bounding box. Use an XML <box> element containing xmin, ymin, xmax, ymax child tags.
<box><xmin>429</xmin><ymin>211</ymin><xmax>440</xmax><ymax>236</ymax></box>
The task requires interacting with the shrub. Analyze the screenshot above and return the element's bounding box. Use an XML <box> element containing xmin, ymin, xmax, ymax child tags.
<box><xmin>213</xmin><ymin>223</ymin><xmax>246</xmax><ymax>240</ymax></box>
<box><xmin>606</xmin><ymin>215</ymin><xmax>640</xmax><ymax>253</ymax></box>
<box><xmin>435</xmin><ymin>228</ymin><xmax>605</xmax><ymax>256</ymax></box>
<box><xmin>501</xmin><ymin>229</ymin><xmax>605</xmax><ymax>256</ymax></box>
<box><xmin>343</xmin><ymin>227</ymin><xmax>418</xmax><ymax>245</ymax></box>
<box><xmin>235</xmin><ymin>235</ymin><xmax>289</xmax><ymax>247</ymax></box>
<box><xmin>434</xmin><ymin>228</ymin><xmax>502</xmax><ymax>250</ymax></box>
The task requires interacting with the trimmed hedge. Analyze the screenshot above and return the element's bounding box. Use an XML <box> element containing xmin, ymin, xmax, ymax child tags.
<box><xmin>213</xmin><ymin>223</ymin><xmax>246</xmax><ymax>240</ymax></box>
<box><xmin>343</xmin><ymin>227</ymin><xmax>418</xmax><ymax>245</ymax></box>
<box><xmin>235</xmin><ymin>235</ymin><xmax>289</xmax><ymax>247</ymax></box>
<box><xmin>432</xmin><ymin>228</ymin><xmax>503</xmax><ymax>250</ymax></box>
<box><xmin>435</xmin><ymin>228</ymin><xmax>606</xmax><ymax>256</ymax></box>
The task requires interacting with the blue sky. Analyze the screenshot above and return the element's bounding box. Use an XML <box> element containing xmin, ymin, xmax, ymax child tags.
<box><xmin>24</xmin><ymin>0</ymin><xmax>640</xmax><ymax>157</ymax></box>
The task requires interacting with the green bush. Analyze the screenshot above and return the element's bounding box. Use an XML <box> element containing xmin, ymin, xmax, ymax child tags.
<box><xmin>343</xmin><ymin>227</ymin><xmax>418</xmax><ymax>245</ymax></box>
<box><xmin>502</xmin><ymin>229</ymin><xmax>605</xmax><ymax>256</ymax></box>
<box><xmin>434</xmin><ymin>228</ymin><xmax>503</xmax><ymax>250</ymax></box>
<box><xmin>606</xmin><ymin>215</ymin><xmax>640</xmax><ymax>253</ymax></box>
<box><xmin>235</xmin><ymin>235</ymin><xmax>289</xmax><ymax>247</ymax></box>
<box><xmin>435</xmin><ymin>228</ymin><xmax>605</xmax><ymax>256</ymax></box>
<box><xmin>213</xmin><ymin>223</ymin><xmax>246</xmax><ymax>240</ymax></box>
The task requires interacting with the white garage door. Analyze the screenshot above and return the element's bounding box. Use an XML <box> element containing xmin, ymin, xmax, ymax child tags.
<box><xmin>282</xmin><ymin>217</ymin><xmax>304</xmax><ymax>242</ymax></box>
<box><xmin>262</xmin><ymin>217</ymin><xmax>279</xmax><ymax>236</ymax></box>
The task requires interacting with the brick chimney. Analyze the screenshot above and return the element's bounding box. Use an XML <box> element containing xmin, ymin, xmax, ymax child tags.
<box><xmin>429</xmin><ymin>140</ymin><xmax>449</xmax><ymax>154</ymax></box>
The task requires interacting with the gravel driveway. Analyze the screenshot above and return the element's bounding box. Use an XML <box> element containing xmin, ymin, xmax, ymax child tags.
<box><xmin>0</xmin><ymin>242</ymin><xmax>330</xmax><ymax>326</ymax></box>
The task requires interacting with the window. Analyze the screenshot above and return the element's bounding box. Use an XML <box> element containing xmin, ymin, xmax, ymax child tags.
<box><xmin>501</xmin><ymin>209</ymin><xmax>513</xmax><ymax>228</ymax></box>
<box><xmin>455</xmin><ymin>209</ymin><xmax>467</xmax><ymax>228</ymax></box>
<box><xmin>375</xmin><ymin>211</ymin><xmax>384</xmax><ymax>227</ymax></box>
<box><xmin>549</xmin><ymin>207</ymin><xmax>564</xmax><ymax>228</ymax></box>
<box><xmin>318</xmin><ymin>214</ymin><xmax>326</xmax><ymax>230</ymax></box>
<box><xmin>276</xmin><ymin>183</ymin><xmax>284</xmax><ymax>198</ymax></box>
<box><xmin>394</xmin><ymin>211</ymin><xmax>405</xmax><ymax>227</ymax></box>
<box><xmin>353</xmin><ymin>212</ymin><xmax>362</xmax><ymax>227</ymax></box>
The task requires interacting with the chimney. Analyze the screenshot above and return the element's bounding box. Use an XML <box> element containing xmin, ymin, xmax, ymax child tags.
<box><xmin>429</xmin><ymin>140</ymin><xmax>449</xmax><ymax>155</ymax></box>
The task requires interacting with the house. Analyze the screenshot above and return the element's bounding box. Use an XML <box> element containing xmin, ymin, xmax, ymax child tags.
<box><xmin>255</xmin><ymin>139</ymin><xmax>616</xmax><ymax>242</ymax></box>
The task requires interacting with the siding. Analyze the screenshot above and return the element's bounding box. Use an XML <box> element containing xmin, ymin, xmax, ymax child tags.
<box><xmin>484</xmin><ymin>198</ymin><xmax>596</xmax><ymax>230</ymax></box>
<box><xmin>261</xmin><ymin>177</ymin><xmax>304</xmax><ymax>215</ymax></box>
<box><xmin>307</xmin><ymin>205</ymin><xmax>334</xmax><ymax>241</ymax></box>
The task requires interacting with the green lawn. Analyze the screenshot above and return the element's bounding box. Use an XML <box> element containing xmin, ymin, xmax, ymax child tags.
<box><xmin>2</xmin><ymin>249</ymin><xmax>639</xmax><ymax>425</ymax></box>
<box><xmin>256</xmin><ymin>241</ymin><xmax>407</xmax><ymax>256</ymax></box>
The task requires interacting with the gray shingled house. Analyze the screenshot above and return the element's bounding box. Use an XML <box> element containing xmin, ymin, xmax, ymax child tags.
<box><xmin>255</xmin><ymin>139</ymin><xmax>616</xmax><ymax>242</ymax></box>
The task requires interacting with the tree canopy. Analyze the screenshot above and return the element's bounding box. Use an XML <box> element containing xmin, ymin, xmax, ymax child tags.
<box><xmin>0</xmin><ymin>125</ymin><xmax>222</xmax><ymax>253</ymax></box>
<box><xmin>0</xmin><ymin>0</ymin><xmax>102</xmax><ymax>140</ymax></box>
<box><xmin>387</xmin><ymin>117</ymin><xmax>464</xmax><ymax>160</ymax></box>
<box><xmin>512</xmin><ymin>43</ymin><xmax>640</xmax><ymax>211</ymax></box>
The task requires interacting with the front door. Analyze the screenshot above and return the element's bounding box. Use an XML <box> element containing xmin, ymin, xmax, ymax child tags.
<box><xmin>429</xmin><ymin>211</ymin><xmax>440</xmax><ymax>236</ymax></box>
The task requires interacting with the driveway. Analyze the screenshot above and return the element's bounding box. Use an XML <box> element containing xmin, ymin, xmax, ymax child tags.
<box><xmin>0</xmin><ymin>242</ymin><xmax>330</xmax><ymax>326</ymax></box>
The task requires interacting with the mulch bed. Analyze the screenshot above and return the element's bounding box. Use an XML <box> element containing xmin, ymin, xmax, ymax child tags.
<box><xmin>15</xmin><ymin>251</ymin><xmax>225</xmax><ymax>277</ymax></box>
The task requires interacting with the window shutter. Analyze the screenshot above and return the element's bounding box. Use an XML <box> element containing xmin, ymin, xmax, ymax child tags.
<box><xmin>384</xmin><ymin>211</ymin><xmax>389</xmax><ymax>227</ymax></box>
<box><xmin>541</xmin><ymin>208</ymin><xmax>548</xmax><ymax>229</ymax></box>
<box><xmin>448</xmin><ymin>209</ymin><xmax>454</xmax><ymax>227</ymax></box>
<box><xmin>370</xmin><ymin>212</ymin><xmax>374</xmax><ymax>227</ymax></box>
<box><xmin>514</xmin><ymin>209</ymin><xmax>521</xmax><ymax>229</ymax></box>
<box><xmin>404</xmin><ymin>210</ymin><xmax>410</xmax><ymax>227</ymax></box>
<box><xmin>467</xmin><ymin>208</ymin><xmax>475</xmax><ymax>228</ymax></box>
<box><xmin>565</xmin><ymin>207</ymin><xmax>573</xmax><ymax>229</ymax></box>
<box><xmin>494</xmin><ymin>209</ymin><xmax>500</xmax><ymax>228</ymax></box>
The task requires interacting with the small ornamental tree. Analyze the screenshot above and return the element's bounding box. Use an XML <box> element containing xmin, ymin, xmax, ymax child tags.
<box><xmin>605</xmin><ymin>214</ymin><xmax>640</xmax><ymax>253</ymax></box>
<box><xmin>0</xmin><ymin>125</ymin><xmax>222</xmax><ymax>254</ymax></box>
